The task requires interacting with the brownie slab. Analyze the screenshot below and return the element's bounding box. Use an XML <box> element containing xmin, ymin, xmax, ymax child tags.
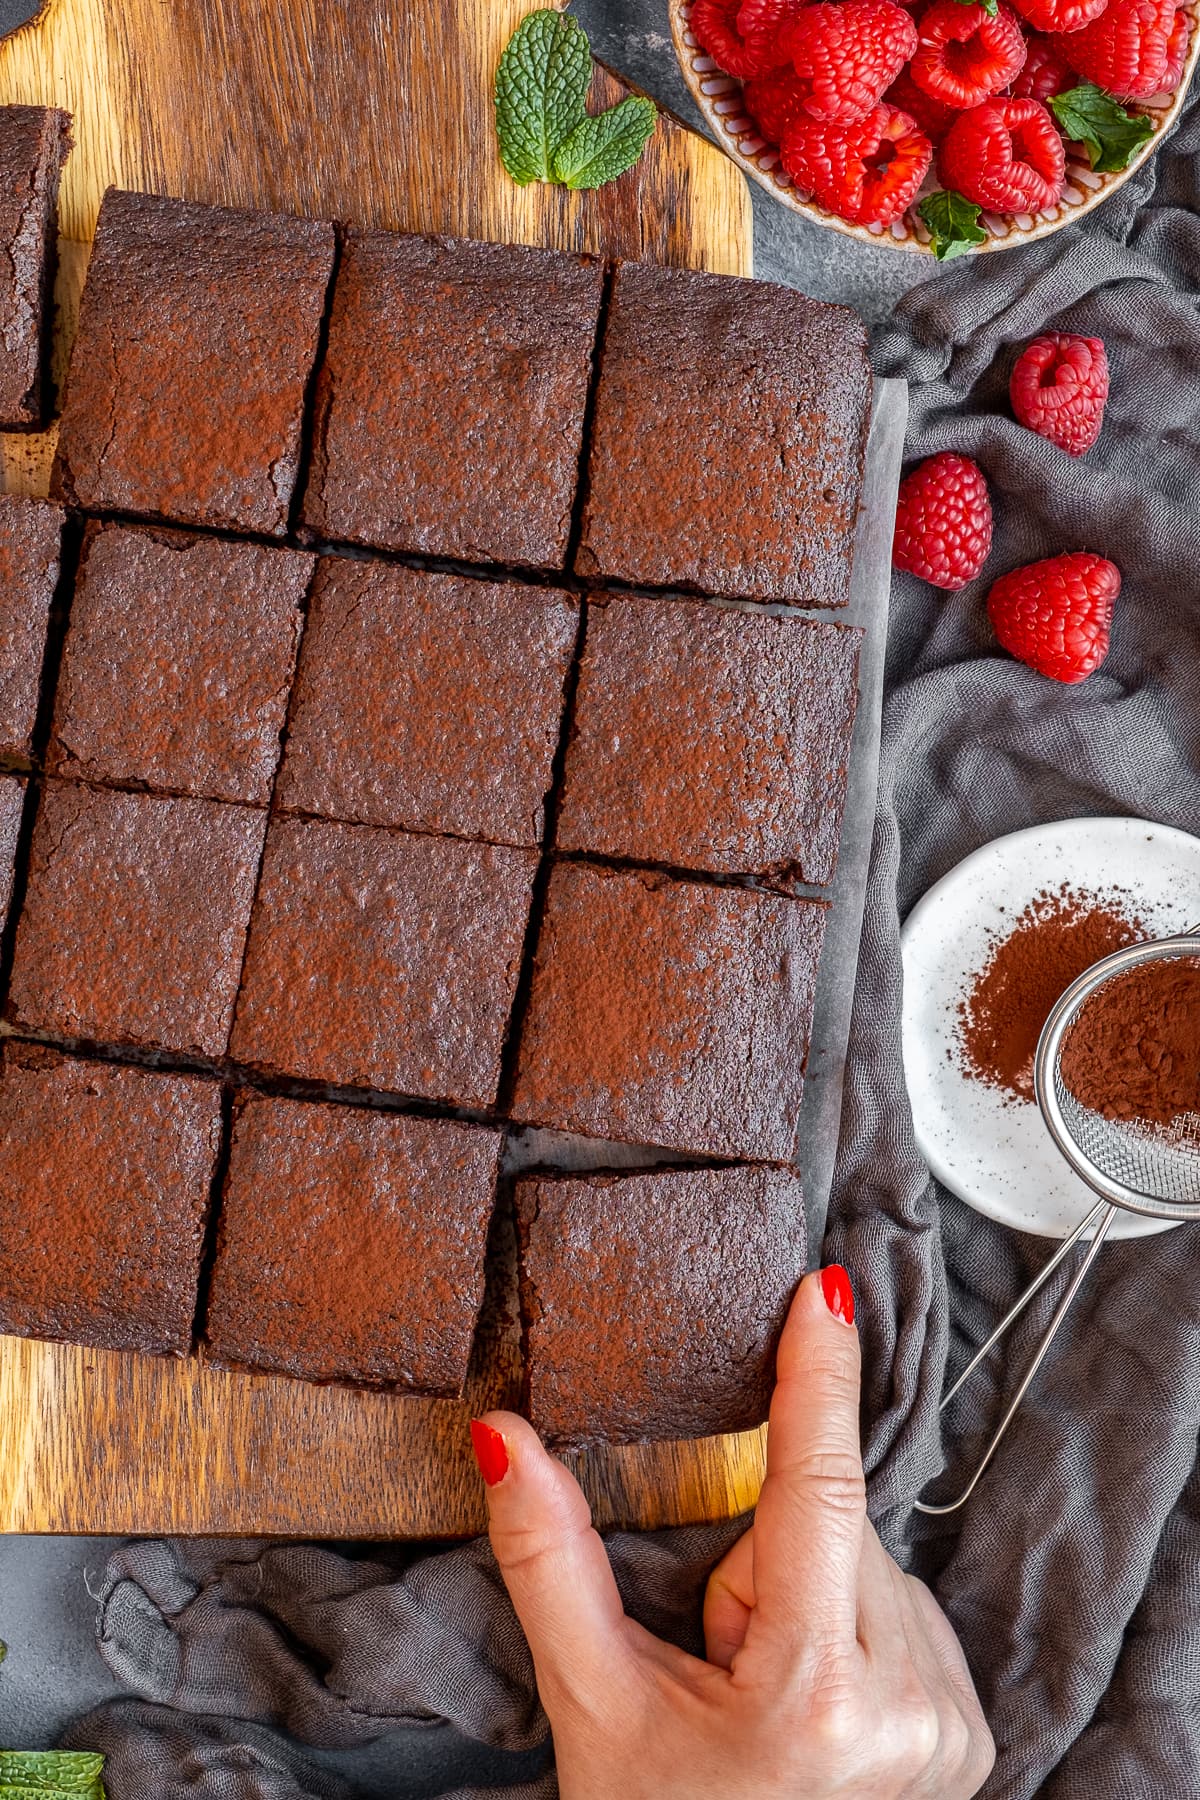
<box><xmin>557</xmin><ymin>595</ymin><xmax>863</xmax><ymax>885</ymax></box>
<box><xmin>231</xmin><ymin>816</ymin><xmax>537</xmax><ymax>1107</ymax></box>
<box><xmin>301</xmin><ymin>230</ymin><xmax>604</xmax><ymax>568</ymax></box>
<box><xmin>52</xmin><ymin>188</ymin><xmax>335</xmax><ymax>536</ymax></box>
<box><xmin>0</xmin><ymin>773</ymin><xmax>22</xmax><ymax>935</ymax></box>
<box><xmin>512</xmin><ymin>863</ymin><xmax>825</xmax><ymax>1160</ymax></box>
<box><xmin>48</xmin><ymin>523</ymin><xmax>312</xmax><ymax>804</ymax></box>
<box><xmin>517</xmin><ymin>1165</ymin><xmax>806</xmax><ymax>1448</ymax></box>
<box><xmin>0</xmin><ymin>107</ymin><xmax>71</xmax><ymax>428</ymax></box>
<box><xmin>0</xmin><ymin>493</ymin><xmax>64</xmax><ymax>762</ymax></box>
<box><xmin>8</xmin><ymin>782</ymin><xmax>266</xmax><ymax>1057</ymax></box>
<box><xmin>0</xmin><ymin>1044</ymin><xmax>221</xmax><ymax>1357</ymax></box>
<box><xmin>277</xmin><ymin>560</ymin><xmax>576</xmax><ymax>846</ymax></box>
<box><xmin>576</xmin><ymin>261</ymin><xmax>871</xmax><ymax>607</ymax></box>
<box><xmin>205</xmin><ymin>1094</ymin><xmax>501</xmax><ymax>1394</ymax></box>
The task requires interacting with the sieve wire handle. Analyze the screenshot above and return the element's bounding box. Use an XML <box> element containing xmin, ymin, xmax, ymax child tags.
<box><xmin>914</xmin><ymin>1200</ymin><xmax>1116</xmax><ymax>1517</ymax></box>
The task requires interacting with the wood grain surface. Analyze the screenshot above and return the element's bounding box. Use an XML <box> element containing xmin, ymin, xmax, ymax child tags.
<box><xmin>0</xmin><ymin>0</ymin><xmax>765</xmax><ymax>1537</ymax></box>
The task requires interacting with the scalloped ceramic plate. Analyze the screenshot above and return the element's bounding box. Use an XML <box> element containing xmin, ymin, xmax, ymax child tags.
<box><xmin>670</xmin><ymin>0</ymin><xmax>1200</xmax><ymax>254</ymax></box>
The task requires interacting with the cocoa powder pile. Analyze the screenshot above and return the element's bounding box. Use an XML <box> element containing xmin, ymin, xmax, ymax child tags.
<box><xmin>1059</xmin><ymin>956</ymin><xmax>1200</xmax><ymax>1126</ymax></box>
<box><xmin>958</xmin><ymin>886</ymin><xmax>1145</xmax><ymax>1104</ymax></box>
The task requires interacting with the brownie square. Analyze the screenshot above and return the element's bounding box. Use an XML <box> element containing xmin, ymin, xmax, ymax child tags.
<box><xmin>205</xmin><ymin>1094</ymin><xmax>501</xmax><ymax>1394</ymax></box>
<box><xmin>0</xmin><ymin>107</ymin><xmax>71</xmax><ymax>428</ymax></box>
<box><xmin>8</xmin><ymin>782</ymin><xmax>266</xmax><ymax>1057</ymax></box>
<box><xmin>576</xmin><ymin>262</ymin><xmax>872</xmax><ymax>607</ymax></box>
<box><xmin>48</xmin><ymin>523</ymin><xmax>312</xmax><ymax>804</ymax></box>
<box><xmin>517</xmin><ymin>1164</ymin><xmax>806</xmax><ymax>1448</ymax></box>
<box><xmin>0</xmin><ymin>773</ymin><xmax>22</xmax><ymax>934</ymax></box>
<box><xmin>231</xmin><ymin>816</ymin><xmax>537</xmax><ymax>1107</ymax></box>
<box><xmin>277</xmin><ymin>560</ymin><xmax>576</xmax><ymax>846</ymax></box>
<box><xmin>557</xmin><ymin>595</ymin><xmax>862</xmax><ymax>885</ymax></box>
<box><xmin>511</xmin><ymin>863</ymin><xmax>826</xmax><ymax>1160</ymax></box>
<box><xmin>0</xmin><ymin>1043</ymin><xmax>221</xmax><ymax>1357</ymax></box>
<box><xmin>301</xmin><ymin>230</ymin><xmax>604</xmax><ymax>568</ymax></box>
<box><xmin>0</xmin><ymin>494</ymin><xmax>64</xmax><ymax>762</ymax></box>
<box><xmin>52</xmin><ymin>189</ymin><xmax>335</xmax><ymax>536</ymax></box>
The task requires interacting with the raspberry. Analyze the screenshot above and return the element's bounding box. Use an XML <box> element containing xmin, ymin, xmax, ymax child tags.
<box><xmin>782</xmin><ymin>103</ymin><xmax>933</xmax><ymax>224</ymax></box>
<box><xmin>893</xmin><ymin>453</ymin><xmax>994</xmax><ymax>589</ymax></box>
<box><xmin>744</xmin><ymin>67</ymin><xmax>812</xmax><ymax>141</ymax></box>
<box><xmin>781</xmin><ymin>0</ymin><xmax>918</xmax><ymax>122</ymax></box>
<box><xmin>987</xmin><ymin>552</ymin><xmax>1120</xmax><ymax>682</ymax></box>
<box><xmin>937</xmin><ymin>97</ymin><xmax>1066</xmax><ymax>212</ymax></box>
<box><xmin>1011</xmin><ymin>333</ymin><xmax>1109</xmax><ymax>455</ymax></box>
<box><xmin>1011</xmin><ymin>0</ymin><xmax>1107</xmax><ymax>36</ymax></box>
<box><xmin>911</xmin><ymin>3</ymin><xmax>1028</xmax><ymax>108</ymax></box>
<box><xmin>1050</xmin><ymin>0</ymin><xmax>1176</xmax><ymax>96</ymax></box>
<box><xmin>691</xmin><ymin>0</ymin><xmax>797</xmax><ymax>77</ymax></box>
<box><xmin>885</xmin><ymin>67</ymin><xmax>960</xmax><ymax>141</ymax></box>
<box><xmin>1161</xmin><ymin>5</ymin><xmax>1191</xmax><ymax>86</ymax></box>
<box><xmin>1010</xmin><ymin>34</ymin><xmax>1077</xmax><ymax>98</ymax></box>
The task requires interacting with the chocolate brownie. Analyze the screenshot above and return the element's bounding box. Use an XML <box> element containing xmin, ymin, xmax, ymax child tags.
<box><xmin>576</xmin><ymin>261</ymin><xmax>872</xmax><ymax>606</ymax></box>
<box><xmin>0</xmin><ymin>773</ymin><xmax>22</xmax><ymax>935</ymax></box>
<box><xmin>277</xmin><ymin>560</ymin><xmax>576</xmax><ymax>845</ymax></box>
<box><xmin>205</xmin><ymin>1094</ymin><xmax>501</xmax><ymax>1393</ymax></box>
<box><xmin>300</xmin><ymin>230</ymin><xmax>604</xmax><ymax>567</ymax></box>
<box><xmin>8</xmin><ymin>782</ymin><xmax>266</xmax><ymax>1057</ymax></box>
<box><xmin>516</xmin><ymin>1164</ymin><xmax>806</xmax><ymax>1447</ymax></box>
<box><xmin>0</xmin><ymin>494</ymin><xmax>64</xmax><ymax>762</ymax></box>
<box><xmin>48</xmin><ymin>523</ymin><xmax>312</xmax><ymax>804</ymax></box>
<box><xmin>0</xmin><ymin>1043</ymin><xmax>221</xmax><ymax>1357</ymax></box>
<box><xmin>231</xmin><ymin>816</ymin><xmax>537</xmax><ymax>1107</ymax></box>
<box><xmin>0</xmin><ymin>107</ymin><xmax>71</xmax><ymax>427</ymax></box>
<box><xmin>557</xmin><ymin>595</ymin><xmax>863</xmax><ymax>885</ymax></box>
<box><xmin>511</xmin><ymin>863</ymin><xmax>826</xmax><ymax>1160</ymax></box>
<box><xmin>52</xmin><ymin>189</ymin><xmax>335</xmax><ymax>535</ymax></box>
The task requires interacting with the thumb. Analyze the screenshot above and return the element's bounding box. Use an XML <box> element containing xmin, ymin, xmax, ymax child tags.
<box><xmin>471</xmin><ymin>1411</ymin><xmax>633</xmax><ymax>1715</ymax></box>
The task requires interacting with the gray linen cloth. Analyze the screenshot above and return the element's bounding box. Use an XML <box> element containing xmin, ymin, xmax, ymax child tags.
<box><xmin>64</xmin><ymin>93</ymin><xmax>1200</xmax><ymax>1800</ymax></box>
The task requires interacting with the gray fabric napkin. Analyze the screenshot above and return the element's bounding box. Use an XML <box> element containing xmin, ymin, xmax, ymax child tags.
<box><xmin>64</xmin><ymin>92</ymin><xmax>1200</xmax><ymax>1800</ymax></box>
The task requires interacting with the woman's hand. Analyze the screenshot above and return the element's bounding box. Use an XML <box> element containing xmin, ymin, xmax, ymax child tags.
<box><xmin>470</xmin><ymin>1267</ymin><xmax>994</xmax><ymax>1800</ymax></box>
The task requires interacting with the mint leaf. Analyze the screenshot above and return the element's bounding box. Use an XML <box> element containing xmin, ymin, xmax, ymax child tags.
<box><xmin>551</xmin><ymin>95</ymin><xmax>657</xmax><ymax>190</ymax></box>
<box><xmin>1049</xmin><ymin>83</ymin><xmax>1155</xmax><ymax>172</ymax></box>
<box><xmin>951</xmin><ymin>0</ymin><xmax>998</xmax><ymax>16</ymax></box>
<box><xmin>919</xmin><ymin>190</ymin><xmax>989</xmax><ymax>260</ymax></box>
<box><xmin>0</xmin><ymin>1752</ymin><xmax>105</xmax><ymax>1797</ymax></box>
<box><xmin>494</xmin><ymin>9</ymin><xmax>592</xmax><ymax>185</ymax></box>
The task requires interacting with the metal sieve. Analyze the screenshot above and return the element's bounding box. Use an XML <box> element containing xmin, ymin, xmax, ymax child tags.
<box><xmin>916</xmin><ymin>931</ymin><xmax>1200</xmax><ymax>1517</ymax></box>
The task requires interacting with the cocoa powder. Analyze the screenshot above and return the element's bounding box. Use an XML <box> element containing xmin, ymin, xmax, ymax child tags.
<box><xmin>1059</xmin><ymin>957</ymin><xmax>1200</xmax><ymax>1126</ymax></box>
<box><xmin>958</xmin><ymin>886</ymin><xmax>1145</xmax><ymax>1104</ymax></box>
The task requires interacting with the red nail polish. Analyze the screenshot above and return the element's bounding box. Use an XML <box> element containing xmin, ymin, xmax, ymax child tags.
<box><xmin>470</xmin><ymin>1418</ymin><xmax>509</xmax><ymax>1486</ymax></box>
<box><xmin>821</xmin><ymin>1264</ymin><xmax>855</xmax><ymax>1325</ymax></box>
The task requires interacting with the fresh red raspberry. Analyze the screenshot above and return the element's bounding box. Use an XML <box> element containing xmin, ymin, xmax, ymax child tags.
<box><xmin>1049</xmin><ymin>0</ymin><xmax>1176</xmax><ymax>96</ymax></box>
<box><xmin>780</xmin><ymin>0</ymin><xmax>918</xmax><ymax>121</ymax></box>
<box><xmin>893</xmin><ymin>453</ymin><xmax>994</xmax><ymax>589</ymax></box>
<box><xmin>1160</xmin><ymin>5</ymin><xmax>1191</xmax><ymax>86</ymax></box>
<box><xmin>782</xmin><ymin>103</ymin><xmax>933</xmax><ymax>224</ymax></box>
<box><xmin>911</xmin><ymin>3</ymin><xmax>1028</xmax><ymax>108</ymax></box>
<box><xmin>1010</xmin><ymin>34</ymin><xmax>1076</xmax><ymax>98</ymax></box>
<box><xmin>937</xmin><ymin>97</ymin><xmax>1066</xmax><ymax>212</ymax></box>
<box><xmin>744</xmin><ymin>66</ymin><xmax>812</xmax><ymax>140</ymax></box>
<box><xmin>1011</xmin><ymin>0</ymin><xmax>1107</xmax><ymax>36</ymax></box>
<box><xmin>1010</xmin><ymin>333</ymin><xmax>1109</xmax><ymax>455</ymax></box>
<box><xmin>987</xmin><ymin>552</ymin><xmax>1120</xmax><ymax>682</ymax></box>
<box><xmin>691</xmin><ymin>0</ymin><xmax>797</xmax><ymax>77</ymax></box>
<box><xmin>885</xmin><ymin>67</ymin><xmax>960</xmax><ymax>141</ymax></box>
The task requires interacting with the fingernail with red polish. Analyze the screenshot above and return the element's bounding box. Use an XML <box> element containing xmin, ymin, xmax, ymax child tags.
<box><xmin>470</xmin><ymin>1418</ymin><xmax>509</xmax><ymax>1487</ymax></box>
<box><xmin>821</xmin><ymin>1264</ymin><xmax>855</xmax><ymax>1326</ymax></box>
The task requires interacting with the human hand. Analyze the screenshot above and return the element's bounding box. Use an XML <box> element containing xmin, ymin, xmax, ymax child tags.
<box><xmin>470</xmin><ymin>1266</ymin><xmax>994</xmax><ymax>1799</ymax></box>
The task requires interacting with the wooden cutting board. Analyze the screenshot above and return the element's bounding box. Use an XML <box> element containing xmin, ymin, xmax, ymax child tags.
<box><xmin>0</xmin><ymin>0</ymin><xmax>765</xmax><ymax>1536</ymax></box>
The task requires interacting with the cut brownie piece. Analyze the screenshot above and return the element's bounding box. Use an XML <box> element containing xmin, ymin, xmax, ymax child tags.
<box><xmin>511</xmin><ymin>863</ymin><xmax>826</xmax><ymax>1160</ymax></box>
<box><xmin>0</xmin><ymin>773</ymin><xmax>22</xmax><ymax>934</ymax></box>
<box><xmin>52</xmin><ymin>188</ymin><xmax>335</xmax><ymax>536</ymax></box>
<box><xmin>557</xmin><ymin>595</ymin><xmax>863</xmax><ymax>885</ymax></box>
<box><xmin>0</xmin><ymin>493</ymin><xmax>64</xmax><ymax>762</ymax></box>
<box><xmin>231</xmin><ymin>816</ymin><xmax>537</xmax><ymax>1107</ymax></box>
<box><xmin>48</xmin><ymin>523</ymin><xmax>312</xmax><ymax>804</ymax></box>
<box><xmin>277</xmin><ymin>560</ymin><xmax>576</xmax><ymax>846</ymax></box>
<box><xmin>8</xmin><ymin>782</ymin><xmax>266</xmax><ymax>1057</ymax></box>
<box><xmin>205</xmin><ymin>1094</ymin><xmax>501</xmax><ymax>1393</ymax></box>
<box><xmin>0</xmin><ymin>107</ymin><xmax>71</xmax><ymax>428</ymax></box>
<box><xmin>517</xmin><ymin>1164</ymin><xmax>806</xmax><ymax>1448</ymax></box>
<box><xmin>0</xmin><ymin>1043</ymin><xmax>221</xmax><ymax>1357</ymax></box>
<box><xmin>576</xmin><ymin>261</ymin><xmax>872</xmax><ymax>607</ymax></box>
<box><xmin>301</xmin><ymin>230</ymin><xmax>604</xmax><ymax>568</ymax></box>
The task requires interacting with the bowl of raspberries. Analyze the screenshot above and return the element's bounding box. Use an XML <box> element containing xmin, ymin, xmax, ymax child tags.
<box><xmin>670</xmin><ymin>0</ymin><xmax>1197</xmax><ymax>254</ymax></box>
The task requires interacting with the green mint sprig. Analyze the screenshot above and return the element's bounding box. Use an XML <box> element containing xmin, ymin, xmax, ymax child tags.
<box><xmin>919</xmin><ymin>190</ymin><xmax>989</xmax><ymax>260</ymax></box>
<box><xmin>1049</xmin><ymin>83</ymin><xmax>1156</xmax><ymax>173</ymax></box>
<box><xmin>950</xmin><ymin>0</ymin><xmax>998</xmax><ymax>18</ymax></box>
<box><xmin>0</xmin><ymin>1750</ymin><xmax>106</xmax><ymax>1799</ymax></box>
<box><xmin>495</xmin><ymin>8</ymin><xmax>657</xmax><ymax>191</ymax></box>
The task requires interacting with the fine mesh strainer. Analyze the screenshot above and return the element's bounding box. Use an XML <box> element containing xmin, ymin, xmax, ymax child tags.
<box><xmin>915</xmin><ymin>932</ymin><xmax>1200</xmax><ymax>1517</ymax></box>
